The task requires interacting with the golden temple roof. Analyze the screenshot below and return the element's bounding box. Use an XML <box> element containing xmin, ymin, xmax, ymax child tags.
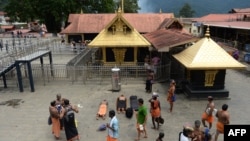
<box><xmin>88</xmin><ymin>9</ymin><xmax>151</xmax><ymax>47</ymax></box>
<box><xmin>173</xmin><ymin>36</ymin><xmax>246</xmax><ymax>70</ymax></box>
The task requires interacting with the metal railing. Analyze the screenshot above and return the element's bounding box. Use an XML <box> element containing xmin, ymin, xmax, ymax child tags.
<box><xmin>23</xmin><ymin>63</ymin><xmax>171</xmax><ymax>85</ymax></box>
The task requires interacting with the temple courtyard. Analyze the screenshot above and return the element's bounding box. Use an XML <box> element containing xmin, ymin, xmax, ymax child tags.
<box><xmin>0</xmin><ymin>64</ymin><xmax>250</xmax><ymax>141</ymax></box>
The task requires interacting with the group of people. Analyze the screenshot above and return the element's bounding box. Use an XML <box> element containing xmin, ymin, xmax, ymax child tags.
<box><xmin>49</xmin><ymin>94</ymin><xmax>80</xmax><ymax>141</ymax></box>
<box><xmin>179</xmin><ymin>96</ymin><xmax>230</xmax><ymax>141</ymax></box>
<box><xmin>135</xmin><ymin>96</ymin><xmax>165</xmax><ymax>141</ymax></box>
<box><xmin>49</xmin><ymin>83</ymin><xmax>229</xmax><ymax>141</ymax></box>
<box><xmin>200</xmin><ymin>96</ymin><xmax>230</xmax><ymax>141</ymax></box>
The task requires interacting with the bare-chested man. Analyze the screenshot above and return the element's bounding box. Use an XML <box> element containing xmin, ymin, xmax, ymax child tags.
<box><xmin>214</xmin><ymin>104</ymin><xmax>230</xmax><ymax>141</ymax></box>
<box><xmin>191</xmin><ymin>120</ymin><xmax>203</xmax><ymax>141</ymax></box>
<box><xmin>201</xmin><ymin>96</ymin><xmax>215</xmax><ymax>129</ymax></box>
<box><xmin>55</xmin><ymin>94</ymin><xmax>64</xmax><ymax>130</ymax></box>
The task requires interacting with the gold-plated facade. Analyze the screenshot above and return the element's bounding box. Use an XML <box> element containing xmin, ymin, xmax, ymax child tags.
<box><xmin>87</xmin><ymin>4</ymin><xmax>151</xmax><ymax>65</ymax></box>
<box><xmin>204</xmin><ymin>70</ymin><xmax>218</xmax><ymax>87</ymax></box>
<box><xmin>112</xmin><ymin>48</ymin><xmax>127</xmax><ymax>65</ymax></box>
<box><xmin>173</xmin><ymin>37</ymin><xmax>246</xmax><ymax>69</ymax></box>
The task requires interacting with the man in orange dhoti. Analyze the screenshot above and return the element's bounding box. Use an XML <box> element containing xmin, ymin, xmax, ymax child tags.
<box><xmin>214</xmin><ymin>104</ymin><xmax>230</xmax><ymax>141</ymax></box>
<box><xmin>96</xmin><ymin>100</ymin><xmax>108</xmax><ymax>120</ymax></box>
<box><xmin>149</xmin><ymin>92</ymin><xmax>161</xmax><ymax>130</ymax></box>
<box><xmin>167</xmin><ymin>80</ymin><xmax>176</xmax><ymax>113</ymax></box>
<box><xmin>201</xmin><ymin>96</ymin><xmax>215</xmax><ymax>129</ymax></box>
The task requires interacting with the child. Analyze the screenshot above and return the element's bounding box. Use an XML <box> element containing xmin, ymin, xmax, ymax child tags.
<box><xmin>156</xmin><ymin>132</ymin><xmax>164</xmax><ymax>141</ymax></box>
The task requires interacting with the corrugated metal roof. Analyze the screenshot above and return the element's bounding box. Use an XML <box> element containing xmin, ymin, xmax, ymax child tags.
<box><xmin>203</xmin><ymin>21</ymin><xmax>250</xmax><ymax>30</ymax></box>
<box><xmin>173</xmin><ymin>36</ymin><xmax>246</xmax><ymax>69</ymax></box>
<box><xmin>123</xmin><ymin>13</ymin><xmax>174</xmax><ymax>32</ymax></box>
<box><xmin>143</xmin><ymin>29</ymin><xmax>199</xmax><ymax>52</ymax></box>
<box><xmin>194</xmin><ymin>14</ymin><xmax>241</xmax><ymax>22</ymax></box>
<box><xmin>232</xmin><ymin>8</ymin><xmax>250</xmax><ymax>13</ymax></box>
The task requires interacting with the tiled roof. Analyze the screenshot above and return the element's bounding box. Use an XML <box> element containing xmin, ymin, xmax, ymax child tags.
<box><xmin>64</xmin><ymin>14</ymin><xmax>115</xmax><ymax>33</ymax></box>
<box><xmin>194</xmin><ymin>14</ymin><xmax>240</xmax><ymax>22</ymax></box>
<box><xmin>143</xmin><ymin>29</ymin><xmax>199</xmax><ymax>52</ymax></box>
<box><xmin>158</xmin><ymin>18</ymin><xmax>183</xmax><ymax>29</ymax></box>
<box><xmin>173</xmin><ymin>36</ymin><xmax>246</xmax><ymax>69</ymax></box>
<box><xmin>61</xmin><ymin>13</ymin><xmax>174</xmax><ymax>34</ymax></box>
<box><xmin>0</xmin><ymin>11</ymin><xmax>6</xmax><ymax>16</ymax></box>
<box><xmin>123</xmin><ymin>13</ymin><xmax>174</xmax><ymax>32</ymax></box>
<box><xmin>0</xmin><ymin>25</ymin><xmax>14</xmax><ymax>29</ymax></box>
<box><xmin>203</xmin><ymin>21</ymin><xmax>250</xmax><ymax>30</ymax></box>
<box><xmin>231</xmin><ymin>8</ymin><xmax>250</xmax><ymax>13</ymax></box>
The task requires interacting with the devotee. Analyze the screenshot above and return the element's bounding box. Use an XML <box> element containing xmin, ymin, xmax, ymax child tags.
<box><xmin>61</xmin><ymin>99</ymin><xmax>80</xmax><ymax>141</ymax></box>
<box><xmin>106</xmin><ymin>110</ymin><xmax>119</xmax><ymax>141</ymax></box>
<box><xmin>167</xmin><ymin>79</ymin><xmax>176</xmax><ymax>113</ymax></box>
<box><xmin>135</xmin><ymin>98</ymin><xmax>148</xmax><ymax>141</ymax></box>
<box><xmin>214</xmin><ymin>104</ymin><xmax>230</xmax><ymax>141</ymax></box>
<box><xmin>179</xmin><ymin>124</ymin><xmax>194</xmax><ymax>141</ymax></box>
<box><xmin>148</xmin><ymin>92</ymin><xmax>161</xmax><ymax>130</ymax></box>
<box><xmin>201</xmin><ymin>96</ymin><xmax>215</xmax><ymax>129</ymax></box>
<box><xmin>191</xmin><ymin>120</ymin><xmax>203</xmax><ymax>141</ymax></box>
<box><xmin>156</xmin><ymin>132</ymin><xmax>164</xmax><ymax>141</ymax></box>
<box><xmin>116</xmin><ymin>94</ymin><xmax>127</xmax><ymax>114</ymax></box>
<box><xmin>145</xmin><ymin>69</ymin><xmax>154</xmax><ymax>93</ymax></box>
<box><xmin>151</xmin><ymin>54</ymin><xmax>160</xmax><ymax>73</ymax></box>
<box><xmin>55</xmin><ymin>94</ymin><xmax>64</xmax><ymax>130</ymax></box>
<box><xmin>96</xmin><ymin>99</ymin><xmax>108</xmax><ymax>120</ymax></box>
<box><xmin>49</xmin><ymin>100</ymin><xmax>62</xmax><ymax>140</ymax></box>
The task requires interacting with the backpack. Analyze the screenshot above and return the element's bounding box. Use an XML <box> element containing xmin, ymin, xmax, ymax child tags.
<box><xmin>125</xmin><ymin>107</ymin><xmax>133</xmax><ymax>118</ymax></box>
<box><xmin>130</xmin><ymin>95</ymin><xmax>138</xmax><ymax>111</ymax></box>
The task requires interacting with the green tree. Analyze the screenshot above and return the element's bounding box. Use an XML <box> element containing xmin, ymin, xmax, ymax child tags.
<box><xmin>0</xmin><ymin>0</ymin><xmax>8</xmax><ymax>11</ymax></box>
<box><xmin>3</xmin><ymin>0</ymin><xmax>140</xmax><ymax>33</ymax></box>
<box><xmin>4</xmin><ymin>0</ymin><xmax>81</xmax><ymax>32</ymax></box>
<box><xmin>115</xmin><ymin>0</ymin><xmax>140</xmax><ymax>13</ymax></box>
<box><xmin>178</xmin><ymin>3</ymin><xmax>195</xmax><ymax>18</ymax></box>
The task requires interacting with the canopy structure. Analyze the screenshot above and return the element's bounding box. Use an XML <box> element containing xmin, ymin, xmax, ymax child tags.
<box><xmin>173</xmin><ymin>28</ymin><xmax>246</xmax><ymax>70</ymax></box>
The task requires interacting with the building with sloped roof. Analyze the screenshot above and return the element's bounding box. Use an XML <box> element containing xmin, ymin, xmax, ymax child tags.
<box><xmin>173</xmin><ymin>28</ymin><xmax>246</xmax><ymax>98</ymax></box>
<box><xmin>61</xmin><ymin>8</ymin><xmax>198</xmax><ymax>65</ymax></box>
<box><xmin>189</xmin><ymin>8</ymin><xmax>250</xmax><ymax>51</ymax></box>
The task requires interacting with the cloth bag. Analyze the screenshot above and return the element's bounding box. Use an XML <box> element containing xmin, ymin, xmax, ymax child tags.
<box><xmin>48</xmin><ymin>116</ymin><xmax>52</xmax><ymax>125</ymax></box>
<box><xmin>155</xmin><ymin>116</ymin><xmax>164</xmax><ymax>124</ymax></box>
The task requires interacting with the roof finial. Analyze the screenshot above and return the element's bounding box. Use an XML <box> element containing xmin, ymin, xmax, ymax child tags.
<box><xmin>121</xmin><ymin>0</ymin><xmax>124</xmax><ymax>13</ymax></box>
<box><xmin>205</xmin><ymin>25</ymin><xmax>210</xmax><ymax>38</ymax></box>
<box><xmin>159</xmin><ymin>8</ymin><xmax>162</xmax><ymax>13</ymax></box>
<box><xmin>118</xmin><ymin>6</ymin><xmax>122</xmax><ymax>13</ymax></box>
<box><xmin>80</xmin><ymin>8</ymin><xmax>83</xmax><ymax>14</ymax></box>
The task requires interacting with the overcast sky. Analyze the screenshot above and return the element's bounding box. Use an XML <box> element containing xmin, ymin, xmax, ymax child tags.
<box><xmin>138</xmin><ymin>0</ymin><xmax>250</xmax><ymax>17</ymax></box>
